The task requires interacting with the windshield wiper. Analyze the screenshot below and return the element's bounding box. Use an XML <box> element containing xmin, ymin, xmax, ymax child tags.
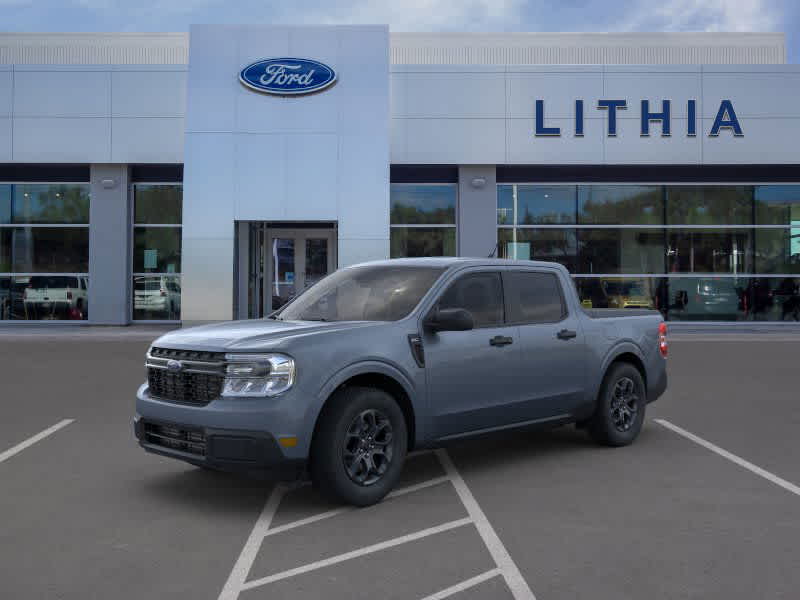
<box><xmin>302</xmin><ymin>316</ymin><xmax>328</xmax><ymax>322</ymax></box>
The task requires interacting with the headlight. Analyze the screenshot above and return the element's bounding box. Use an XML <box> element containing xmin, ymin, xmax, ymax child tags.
<box><xmin>222</xmin><ymin>353</ymin><xmax>295</xmax><ymax>397</ymax></box>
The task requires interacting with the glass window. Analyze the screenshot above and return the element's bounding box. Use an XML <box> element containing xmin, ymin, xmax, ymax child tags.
<box><xmin>133</xmin><ymin>275</ymin><xmax>181</xmax><ymax>320</ymax></box>
<box><xmin>578</xmin><ymin>185</ymin><xmax>662</xmax><ymax>225</ymax></box>
<box><xmin>390</xmin><ymin>228</ymin><xmax>456</xmax><ymax>258</ymax></box>
<box><xmin>133</xmin><ymin>227</ymin><xmax>181</xmax><ymax>273</ymax></box>
<box><xmin>666</xmin><ymin>277</ymin><xmax>748</xmax><ymax>321</ymax></box>
<box><xmin>0</xmin><ymin>183</ymin><xmax>90</xmax><ymax>321</ymax></box>
<box><xmin>755</xmin><ymin>185</ymin><xmax>800</xmax><ymax>225</ymax></box>
<box><xmin>504</xmin><ymin>271</ymin><xmax>564</xmax><ymax>323</ymax></box>
<box><xmin>390</xmin><ymin>184</ymin><xmax>456</xmax><ymax>225</ymax></box>
<box><xmin>497</xmin><ymin>185</ymin><xmax>575</xmax><ymax>225</ymax></box>
<box><xmin>666</xmin><ymin>229</ymin><xmax>753</xmax><ymax>274</ymax></box>
<box><xmin>578</xmin><ymin>229</ymin><xmax>664</xmax><ymax>274</ymax></box>
<box><xmin>755</xmin><ymin>229</ymin><xmax>800</xmax><ymax>274</ymax></box>
<box><xmin>390</xmin><ymin>184</ymin><xmax>457</xmax><ymax>258</ymax></box>
<box><xmin>134</xmin><ymin>185</ymin><xmax>182</xmax><ymax>225</ymax></box>
<box><xmin>575</xmin><ymin>277</ymin><xmax>666</xmax><ymax>313</ymax></box>
<box><xmin>438</xmin><ymin>272</ymin><xmax>503</xmax><ymax>328</ymax></box>
<box><xmin>277</xmin><ymin>265</ymin><xmax>445</xmax><ymax>322</ymax></box>
<box><xmin>666</xmin><ymin>186</ymin><xmax>753</xmax><ymax>225</ymax></box>
<box><xmin>749</xmin><ymin>277</ymin><xmax>800</xmax><ymax>321</ymax></box>
<box><xmin>497</xmin><ymin>228</ymin><xmax>577</xmax><ymax>271</ymax></box>
<box><xmin>1</xmin><ymin>227</ymin><xmax>90</xmax><ymax>273</ymax></box>
<box><xmin>0</xmin><ymin>184</ymin><xmax>90</xmax><ymax>225</ymax></box>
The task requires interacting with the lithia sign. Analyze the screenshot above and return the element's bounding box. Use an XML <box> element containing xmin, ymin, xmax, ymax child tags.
<box><xmin>535</xmin><ymin>99</ymin><xmax>743</xmax><ymax>137</ymax></box>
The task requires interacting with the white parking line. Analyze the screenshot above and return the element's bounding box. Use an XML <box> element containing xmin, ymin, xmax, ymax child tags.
<box><xmin>435</xmin><ymin>449</ymin><xmax>537</xmax><ymax>600</ymax></box>
<box><xmin>419</xmin><ymin>568</ymin><xmax>502</xmax><ymax>600</ymax></box>
<box><xmin>0</xmin><ymin>419</ymin><xmax>75</xmax><ymax>464</ymax></box>
<box><xmin>218</xmin><ymin>483</ymin><xmax>287</xmax><ymax>600</ymax></box>
<box><xmin>263</xmin><ymin>475</ymin><xmax>451</xmax><ymax>539</ymax></box>
<box><xmin>241</xmin><ymin>518</ymin><xmax>472</xmax><ymax>591</ymax></box>
<box><xmin>655</xmin><ymin>419</ymin><xmax>800</xmax><ymax>497</ymax></box>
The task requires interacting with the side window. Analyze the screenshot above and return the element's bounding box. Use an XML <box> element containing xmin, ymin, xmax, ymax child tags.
<box><xmin>438</xmin><ymin>272</ymin><xmax>503</xmax><ymax>328</ymax></box>
<box><xmin>504</xmin><ymin>271</ymin><xmax>566</xmax><ymax>324</ymax></box>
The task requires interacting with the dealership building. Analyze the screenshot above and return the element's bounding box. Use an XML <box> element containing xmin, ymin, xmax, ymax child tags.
<box><xmin>0</xmin><ymin>27</ymin><xmax>799</xmax><ymax>324</ymax></box>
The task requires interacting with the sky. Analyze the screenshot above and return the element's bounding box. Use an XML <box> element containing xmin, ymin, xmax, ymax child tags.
<box><xmin>0</xmin><ymin>0</ymin><xmax>797</xmax><ymax>63</ymax></box>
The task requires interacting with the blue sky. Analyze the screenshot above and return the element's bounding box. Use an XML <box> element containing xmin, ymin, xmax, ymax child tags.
<box><xmin>1</xmin><ymin>0</ymin><xmax>797</xmax><ymax>62</ymax></box>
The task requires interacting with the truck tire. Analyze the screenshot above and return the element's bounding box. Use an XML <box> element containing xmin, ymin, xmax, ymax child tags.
<box><xmin>588</xmin><ymin>362</ymin><xmax>646</xmax><ymax>447</ymax></box>
<box><xmin>311</xmin><ymin>386</ymin><xmax>408</xmax><ymax>507</ymax></box>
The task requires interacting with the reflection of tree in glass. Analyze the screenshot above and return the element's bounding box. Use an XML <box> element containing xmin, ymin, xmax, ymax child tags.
<box><xmin>14</xmin><ymin>185</ymin><xmax>90</xmax><ymax>224</ymax></box>
<box><xmin>579</xmin><ymin>186</ymin><xmax>662</xmax><ymax>225</ymax></box>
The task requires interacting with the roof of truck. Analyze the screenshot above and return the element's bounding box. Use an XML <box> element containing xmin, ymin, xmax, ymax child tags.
<box><xmin>349</xmin><ymin>257</ymin><xmax>569</xmax><ymax>271</ymax></box>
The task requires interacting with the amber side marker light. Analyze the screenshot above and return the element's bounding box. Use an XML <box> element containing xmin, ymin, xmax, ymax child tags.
<box><xmin>658</xmin><ymin>322</ymin><xmax>668</xmax><ymax>357</ymax></box>
<box><xmin>278</xmin><ymin>436</ymin><xmax>298</xmax><ymax>448</ymax></box>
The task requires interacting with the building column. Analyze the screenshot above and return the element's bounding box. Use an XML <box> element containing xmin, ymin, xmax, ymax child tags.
<box><xmin>458</xmin><ymin>166</ymin><xmax>497</xmax><ymax>258</ymax></box>
<box><xmin>88</xmin><ymin>164</ymin><xmax>130</xmax><ymax>325</ymax></box>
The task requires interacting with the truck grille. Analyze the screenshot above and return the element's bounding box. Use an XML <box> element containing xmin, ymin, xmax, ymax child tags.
<box><xmin>146</xmin><ymin>347</ymin><xmax>225</xmax><ymax>406</ymax></box>
<box><xmin>143</xmin><ymin>421</ymin><xmax>206</xmax><ymax>456</ymax></box>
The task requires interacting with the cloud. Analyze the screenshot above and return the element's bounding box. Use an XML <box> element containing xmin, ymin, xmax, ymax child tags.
<box><xmin>294</xmin><ymin>0</ymin><xmax>523</xmax><ymax>31</ymax></box>
<box><xmin>620</xmin><ymin>0</ymin><xmax>781</xmax><ymax>32</ymax></box>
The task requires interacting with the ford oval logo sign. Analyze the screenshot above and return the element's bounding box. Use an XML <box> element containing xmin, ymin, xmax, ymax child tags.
<box><xmin>239</xmin><ymin>58</ymin><xmax>337</xmax><ymax>96</ymax></box>
<box><xmin>166</xmin><ymin>359</ymin><xmax>183</xmax><ymax>372</ymax></box>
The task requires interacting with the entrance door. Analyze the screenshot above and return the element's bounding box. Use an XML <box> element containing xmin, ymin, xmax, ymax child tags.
<box><xmin>265</xmin><ymin>228</ymin><xmax>337</xmax><ymax>313</ymax></box>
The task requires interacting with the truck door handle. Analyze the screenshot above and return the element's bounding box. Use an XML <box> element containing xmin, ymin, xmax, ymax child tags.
<box><xmin>557</xmin><ymin>329</ymin><xmax>577</xmax><ymax>340</ymax></box>
<box><xmin>490</xmin><ymin>335</ymin><xmax>513</xmax><ymax>347</ymax></box>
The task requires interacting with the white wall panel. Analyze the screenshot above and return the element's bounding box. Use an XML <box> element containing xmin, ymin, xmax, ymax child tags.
<box><xmin>507</xmin><ymin>71</ymin><xmax>603</xmax><ymax>119</ymax></box>
<box><xmin>506</xmin><ymin>117</ymin><xmax>604</xmax><ymax>164</ymax></box>
<box><xmin>0</xmin><ymin>118</ymin><xmax>11</xmax><ymax>160</ymax></box>
<box><xmin>0</xmin><ymin>69</ymin><xmax>11</xmax><ymax>117</ymax></box>
<box><xmin>337</xmin><ymin>134</ymin><xmax>389</xmax><ymax>239</ymax></box>
<box><xmin>603</xmin><ymin>71</ymin><xmax>701</xmax><ymax>118</ymax></box>
<box><xmin>702</xmin><ymin>117</ymin><xmax>800</xmax><ymax>164</ymax></box>
<box><xmin>338</xmin><ymin>238</ymin><xmax>390</xmax><ymax>268</ymax></box>
<box><xmin>183</xmin><ymin>25</ymin><xmax>390</xmax><ymax>319</ymax></box>
<box><xmin>111</xmin><ymin>117</ymin><xmax>184</xmax><ymax>162</ymax></box>
<box><xmin>402</xmin><ymin>72</ymin><xmax>505</xmax><ymax>118</ymax></box>
<box><xmin>285</xmin><ymin>133</ymin><xmax>338</xmax><ymax>221</ymax></box>
<box><xmin>14</xmin><ymin>70</ymin><xmax>109</xmax><ymax>117</ymax></box>
<box><xmin>13</xmin><ymin>117</ymin><xmax>110</xmax><ymax>162</ymax></box>
<box><xmin>234</xmin><ymin>134</ymin><xmax>286</xmax><ymax>221</ymax></box>
<box><xmin>404</xmin><ymin>118</ymin><xmax>504</xmax><ymax>163</ymax></box>
<box><xmin>184</xmin><ymin>27</ymin><xmax>239</xmax><ymax>133</ymax></box>
<box><xmin>606</xmin><ymin>118</ymin><xmax>701</xmax><ymax>164</ymax></box>
<box><xmin>702</xmin><ymin>71</ymin><xmax>800</xmax><ymax>118</ymax></box>
<box><xmin>112</xmin><ymin>70</ymin><xmax>186</xmax><ymax>116</ymax></box>
<box><xmin>182</xmin><ymin>132</ymin><xmax>235</xmax><ymax>238</ymax></box>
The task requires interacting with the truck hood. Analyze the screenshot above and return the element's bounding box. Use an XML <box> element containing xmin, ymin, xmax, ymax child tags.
<box><xmin>150</xmin><ymin>318</ymin><xmax>383</xmax><ymax>352</ymax></box>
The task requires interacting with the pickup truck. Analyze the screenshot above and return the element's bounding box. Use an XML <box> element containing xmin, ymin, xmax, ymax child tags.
<box><xmin>135</xmin><ymin>258</ymin><xmax>667</xmax><ymax>506</ymax></box>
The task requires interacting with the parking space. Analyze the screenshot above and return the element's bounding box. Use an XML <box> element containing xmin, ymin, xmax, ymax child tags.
<box><xmin>1</xmin><ymin>332</ymin><xmax>799</xmax><ymax>599</ymax></box>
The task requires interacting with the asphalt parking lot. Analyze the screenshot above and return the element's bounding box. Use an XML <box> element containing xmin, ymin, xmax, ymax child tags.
<box><xmin>2</xmin><ymin>329</ymin><xmax>800</xmax><ymax>599</ymax></box>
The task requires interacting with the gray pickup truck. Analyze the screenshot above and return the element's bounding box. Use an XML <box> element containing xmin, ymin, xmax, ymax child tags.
<box><xmin>135</xmin><ymin>258</ymin><xmax>667</xmax><ymax>506</ymax></box>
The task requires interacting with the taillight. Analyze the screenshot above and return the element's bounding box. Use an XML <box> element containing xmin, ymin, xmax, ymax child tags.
<box><xmin>658</xmin><ymin>322</ymin><xmax>668</xmax><ymax>357</ymax></box>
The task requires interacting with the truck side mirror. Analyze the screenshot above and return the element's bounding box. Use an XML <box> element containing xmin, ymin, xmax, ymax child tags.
<box><xmin>425</xmin><ymin>308</ymin><xmax>474</xmax><ymax>332</ymax></box>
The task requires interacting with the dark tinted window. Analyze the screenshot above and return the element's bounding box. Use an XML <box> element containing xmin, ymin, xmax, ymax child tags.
<box><xmin>438</xmin><ymin>272</ymin><xmax>503</xmax><ymax>328</ymax></box>
<box><xmin>504</xmin><ymin>271</ymin><xmax>565</xmax><ymax>323</ymax></box>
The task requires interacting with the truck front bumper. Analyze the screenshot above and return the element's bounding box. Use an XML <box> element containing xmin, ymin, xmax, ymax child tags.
<box><xmin>134</xmin><ymin>384</ymin><xmax>310</xmax><ymax>480</ymax></box>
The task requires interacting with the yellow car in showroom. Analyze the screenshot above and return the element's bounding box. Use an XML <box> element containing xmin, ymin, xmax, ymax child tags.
<box><xmin>580</xmin><ymin>278</ymin><xmax>654</xmax><ymax>310</ymax></box>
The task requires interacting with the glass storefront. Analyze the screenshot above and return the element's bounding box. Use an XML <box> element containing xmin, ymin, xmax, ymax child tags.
<box><xmin>132</xmin><ymin>184</ymin><xmax>182</xmax><ymax>320</ymax></box>
<box><xmin>499</xmin><ymin>184</ymin><xmax>800</xmax><ymax>321</ymax></box>
<box><xmin>0</xmin><ymin>184</ymin><xmax>90</xmax><ymax>320</ymax></box>
<box><xmin>390</xmin><ymin>184</ymin><xmax>457</xmax><ymax>258</ymax></box>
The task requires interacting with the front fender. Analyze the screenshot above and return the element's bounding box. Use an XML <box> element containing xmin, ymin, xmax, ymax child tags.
<box><xmin>305</xmin><ymin>359</ymin><xmax>425</xmax><ymax>446</ymax></box>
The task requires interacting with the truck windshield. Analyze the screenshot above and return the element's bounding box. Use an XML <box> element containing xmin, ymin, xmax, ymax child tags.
<box><xmin>276</xmin><ymin>265</ymin><xmax>445</xmax><ymax>322</ymax></box>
